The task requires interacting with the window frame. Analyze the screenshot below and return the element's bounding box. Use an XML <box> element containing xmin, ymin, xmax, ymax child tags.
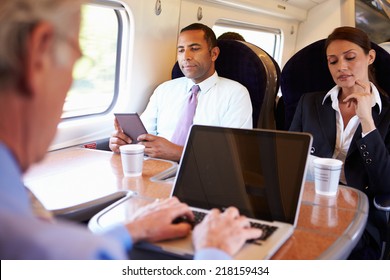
<box><xmin>61</xmin><ymin>0</ymin><xmax>127</xmax><ymax>122</ymax></box>
<box><xmin>213</xmin><ymin>19</ymin><xmax>282</xmax><ymax>64</ymax></box>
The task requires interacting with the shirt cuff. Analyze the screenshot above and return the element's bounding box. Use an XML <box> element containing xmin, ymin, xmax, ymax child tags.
<box><xmin>102</xmin><ymin>224</ymin><xmax>133</xmax><ymax>251</ymax></box>
<box><xmin>194</xmin><ymin>248</ymin><xmax>232</xmax><ymax>260</ymax></box>
<box><xmin>361</xmin><ymin>128</ymin><xmax>376</xmax><ymax>138</ymax></box>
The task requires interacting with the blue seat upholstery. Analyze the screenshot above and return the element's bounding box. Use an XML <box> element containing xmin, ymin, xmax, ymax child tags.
<box><xmin>172</xmin><ymin>39</ymin><xmax>280</xmax><ymax>128</ymax></box>
<box><xmin>279</xmin><ymin>39</ymin><xmax>334</xmax><ymax>130</ymax></box>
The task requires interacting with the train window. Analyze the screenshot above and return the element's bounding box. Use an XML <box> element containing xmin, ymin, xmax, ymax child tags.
<box><xmin>62</xmin><ymin>2</ymin><xmax>125</xmax><ymax>119</ymax></box>
<box><xmin>213</xmin><ymin>20</ymin><xmax>282</xmax><ymax>63</ymax></box>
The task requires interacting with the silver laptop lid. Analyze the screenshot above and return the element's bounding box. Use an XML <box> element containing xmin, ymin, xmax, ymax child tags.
<box><xmin>171</xmin><ymin>125</ymin><xmax>312</xmax><ymax>226</ymax></box>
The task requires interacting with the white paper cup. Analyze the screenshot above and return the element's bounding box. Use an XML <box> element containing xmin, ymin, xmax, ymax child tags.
<box><xmin>313</xmin><ymin>158</ymin><xmax>343</xmax><ymax>196</ymax></box>
<box><xmin>120</xmin><ymin>144</ymin><xmax>145</xmax><ymax>177</ymax></box>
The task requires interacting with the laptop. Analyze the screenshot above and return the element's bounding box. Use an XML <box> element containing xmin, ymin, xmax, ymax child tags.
<box><xmin>135</xmin><ymin>125</ymin><xmax>312</xmax><ymax>259</ymax></box>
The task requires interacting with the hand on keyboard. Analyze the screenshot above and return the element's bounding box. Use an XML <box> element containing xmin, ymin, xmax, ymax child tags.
<box><xmin>172</xmin><ymin>215</ymin><xmax>195</xmax><ymax>228</ymax></box>
<box><xmin>126</xmin><ymin>197</ymin><xmax>194</xmax><ymax>243</ymax></box>
<box><xmin>192</xmin><ymin>207</ymin><xmax>263</xmax><ymax>256</ymax></box>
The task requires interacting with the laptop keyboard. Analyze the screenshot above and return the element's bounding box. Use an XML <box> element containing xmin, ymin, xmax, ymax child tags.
<box><xmin>193</xmin><ymin>210</ymin><xmax>206</xmax><ymax>225</ymax></box>
<box><xmin>192</xmin><ymin>210</ymin><xmax>278</xmax><ymax>241</ymax></box>
<box><xmin>249</xmin><ymin>221</ymin><xmax>278</xmax><ymax>241</ymax></box>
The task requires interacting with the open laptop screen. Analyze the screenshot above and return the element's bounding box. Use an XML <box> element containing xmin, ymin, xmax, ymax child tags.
<box><xmin>172</xmin><ymin>125</ymin><xmax>312</xmax><ymax>224</ymax></box>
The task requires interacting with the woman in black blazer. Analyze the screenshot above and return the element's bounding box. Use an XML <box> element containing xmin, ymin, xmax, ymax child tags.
<box><xmin>290</xmin><ymin>26</ymin><xmax>390</xmax><ymax>259</ymax></box>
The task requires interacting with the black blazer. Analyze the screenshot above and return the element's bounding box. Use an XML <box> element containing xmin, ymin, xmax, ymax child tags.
<box><xmin>290</xmin><ymin>91</ymin><xmax>390</xmax><ymax>246</ymax></box>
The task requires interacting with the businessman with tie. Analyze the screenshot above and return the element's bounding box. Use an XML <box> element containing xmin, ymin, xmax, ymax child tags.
<box><xmin>109</xmin><ymin>23</ymin><xmax>252</xmax><ymax>162</ymax></box>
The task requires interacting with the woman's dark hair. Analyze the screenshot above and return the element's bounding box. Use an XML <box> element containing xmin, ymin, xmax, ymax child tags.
<box><xmin>325</xmin><ymin>26</ymin><xmax>381</xmax><ymax>92</ymax></box>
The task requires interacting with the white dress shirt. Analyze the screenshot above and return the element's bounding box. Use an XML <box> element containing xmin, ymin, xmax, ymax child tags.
<box><xmin>140</xmin><ymin>71</ymin><xmax>253</xmax><ymax>140</ymax></box>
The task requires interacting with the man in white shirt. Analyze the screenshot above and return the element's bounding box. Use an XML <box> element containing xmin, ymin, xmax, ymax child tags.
<box><xmin>109</xmin><ymin>23</ymin><xmax>252</xmax><ymax>162</ymax></box>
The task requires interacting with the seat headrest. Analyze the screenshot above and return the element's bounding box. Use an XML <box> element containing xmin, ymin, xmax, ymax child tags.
<box><xmin>280</xmin><ymin>39</ymin><xmax>334</xmax><ymax>130</ymax></box>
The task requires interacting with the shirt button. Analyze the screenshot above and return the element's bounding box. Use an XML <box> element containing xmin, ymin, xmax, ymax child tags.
<box><xmin>360</xmin><ymin>144</ymin><xmax>367</xmax><ymax>150</ymax></box>
<box><xmin>363</xmin><ymin>151</ymin><xmax>369</xmax><ymax>157</ymax></box>
<box><xmin>311</xmin><ymin>147</ymin><xmax>315</xmax><ymax>154</ymax></box>
<box><xmin>365</xmin><ymin>158</ymin><xmax>372</xmax><ymax>164</ymax></box>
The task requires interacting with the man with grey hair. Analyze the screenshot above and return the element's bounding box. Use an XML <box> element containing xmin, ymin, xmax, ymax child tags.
<box><xmin>0</xmin><ymin>0</ymin><xmax>261</xmax><ymax>259</ymax></box>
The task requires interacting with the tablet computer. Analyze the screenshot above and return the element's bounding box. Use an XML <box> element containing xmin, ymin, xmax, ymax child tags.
<box><xmin>114</xmin><ymin>113</ymin><xmax>147</xmax><ymax>143</ymax></box>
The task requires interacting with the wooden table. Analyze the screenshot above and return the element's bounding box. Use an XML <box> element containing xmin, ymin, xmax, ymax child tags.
<box><xmin>24</xmin><ymin>147</ymin><xmax>368</xmax><ymax>259</ymax></box>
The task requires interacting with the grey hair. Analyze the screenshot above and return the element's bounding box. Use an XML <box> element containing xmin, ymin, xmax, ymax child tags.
<box><xmin>0</xmin><ymin>0</ymin><xmax>85</xmax><ymax>90</ymax></box>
